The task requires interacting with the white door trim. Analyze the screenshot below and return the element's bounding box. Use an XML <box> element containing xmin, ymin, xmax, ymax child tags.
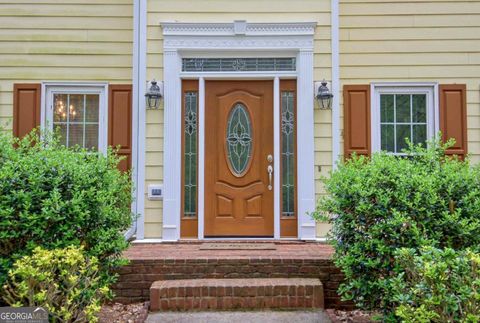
<box><xmin>161</xmin><ymin>21</ymin><xmax>316</xmax><ymax>241</ymax></box>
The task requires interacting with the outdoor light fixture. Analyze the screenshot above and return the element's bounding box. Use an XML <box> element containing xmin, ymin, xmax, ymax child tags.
<box><xmin>145</xmin><ymin>79</ymin><xmax>163</xmax><ymax>109</ymax></box>
<box><xmin>315</xmin><ymin>80</ymin><xmax>334</xmax><ymax>110</ymax></box>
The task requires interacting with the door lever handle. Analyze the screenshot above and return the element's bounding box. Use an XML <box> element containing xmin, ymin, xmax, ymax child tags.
<box><xmin>267</xmin><ymin>165</ymin><xmax>273</xmax><ymax>190</ymax></box>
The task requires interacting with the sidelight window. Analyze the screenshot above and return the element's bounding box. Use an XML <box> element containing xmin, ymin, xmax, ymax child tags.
<box><xmin>183</xmin><ymin>91</ymin><xmax>198</xmax><ymax>217</ymax></box>
<box><xmin>281</xmin><ymin>91</ymin><xmax>296</xmax><ymax>217</ymax></box>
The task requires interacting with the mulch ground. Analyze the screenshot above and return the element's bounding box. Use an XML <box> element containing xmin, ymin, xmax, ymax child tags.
<box><xmin>98</xmin><ymin>302</ymin><xmax>149</xmax><ymax>323</ymax></box>
<box><xmin>326</xmin><ymin>309</ymin><xmax>377</xmax><ymax>322</ymax></box>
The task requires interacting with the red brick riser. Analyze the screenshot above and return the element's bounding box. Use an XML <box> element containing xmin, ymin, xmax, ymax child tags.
<box><xmin>150</xmin><ymin>278</ymin><xmax>324</xmax><ymax>311</ymax></box>
<box><xmin>113</xmin><ymin>257</ymin><xmax>352</xmax><ymax>310</ymax></box>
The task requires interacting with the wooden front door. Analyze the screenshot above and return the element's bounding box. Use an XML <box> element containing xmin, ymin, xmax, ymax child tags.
<box><xmin>205</xmin><ymin>80</ymin><xmax>274</xmax><ymax>237</ymax></box>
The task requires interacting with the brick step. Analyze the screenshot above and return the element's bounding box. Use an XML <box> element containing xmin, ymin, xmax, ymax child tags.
<box><xmin>115</xmin><ymin>257</ymin><xmax>342</xmax><ymax>308</ymax></box>
<box><xmin>150</xmin><ymin>278</ymin><xmax>324</xmax><ymax>311</ymax></box>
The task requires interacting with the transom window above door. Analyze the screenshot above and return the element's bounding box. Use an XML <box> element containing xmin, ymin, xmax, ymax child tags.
<box><xmin>44</xmin><ymin>84</ymin><xmax>107</xmax><ymax>153</ymax></box>
<box><xmin>372</xmin><ymin>85</ymin><xmax>437</xmax><ymax>154</ymax></box>
<box><xmin>182</xmin><ymin>58</ymin><xmax>296</xmax><ymax>72</ymax></box>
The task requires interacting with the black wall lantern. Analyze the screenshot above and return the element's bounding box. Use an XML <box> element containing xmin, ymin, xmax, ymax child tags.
<box><xmin>315</xmin><ymin>80</ymin><xmax>334</xmax><ymax>110</ymax></box>
<box><xmin>145</xmin><ymin>79</ymin><xmax>163</xmax><ymax>109</ymax></box>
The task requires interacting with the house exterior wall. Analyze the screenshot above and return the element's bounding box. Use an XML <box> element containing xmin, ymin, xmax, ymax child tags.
<box><xmin>339</xmin><ymin>0</ymin><xmax>480</xmax><ymax>164</ymax></box>
<box><xmin>0</xmin><ymin>0</ymin><xmax>133</xmax><ymax>129</ymax></box>
<box><xmin>144</xmin><ymin>0</ymin><xmax>334</xmax><ymax>238</ymax></box>
<box><xmin>3</xmin><ymin>0</ymin><xmax>480</xmax><ymax>240</ymax></box>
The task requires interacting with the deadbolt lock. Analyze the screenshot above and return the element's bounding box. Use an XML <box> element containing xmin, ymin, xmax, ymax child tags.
<box><xmin>267</xmin><ymin>154</ymin><xmax>273</xmax><ymax>163</ymax></box>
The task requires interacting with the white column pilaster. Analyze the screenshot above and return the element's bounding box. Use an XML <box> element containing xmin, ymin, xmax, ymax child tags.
<box><xmin>297</xmin><ymin>50</ymin><xmax>316</xmax><ymax>240</ymax></box>
<box><xmin>162</xmin><ymin>49</ymin><xmax>182</xmax><ymax>241</ymax></box>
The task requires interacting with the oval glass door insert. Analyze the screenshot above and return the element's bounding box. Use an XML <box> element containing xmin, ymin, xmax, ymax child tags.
<box><xmin>226</xmin><ymin>103</ymin><xmax>253</xmax><ymax>175</ymax></box>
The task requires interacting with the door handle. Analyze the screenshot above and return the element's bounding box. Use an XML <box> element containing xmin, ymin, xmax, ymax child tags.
<box><xmin>267</xmin><ymin>165</ymin><xmax>273</xmax><ymax>190</ymax></box>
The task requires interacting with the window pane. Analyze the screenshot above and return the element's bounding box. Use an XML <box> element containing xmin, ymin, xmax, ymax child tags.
<box><xmin>396</xmin><ymin>125</ymin><xmax>411</xmax><ymax>152</ymax></box>
<box><xmin>396</xmin><ymin>94</ymin><xmax>411</xmax><ymax>123</ymax></box>
<box><xmin>68</xmin><ymin>94</ymin><xmax>84</xmax><ymax>123</ymax></box>
<box><xmin>85</xmin><ymin>95</ymin><xmax>99</xmax><ymax>122</ymax></box>
<box><xmin>281</xmin><ymin>91</ymin><xmax>295</xmax><ymax>217</ymax></box>
<box><xmin>53</xmin><ymin>94</ymin><xmax>68</xmax><ymax>122</ymax></box>
<box><xmin>55</xmin><ymin>124</ymin><xmax>68</xmax><ymax>146</ymax></box>
<box><xmin>412</xmin><ymin>94</ymin><xmax>427</xmax><ymax>123</ymax></box>
<box><xmin>68</xmin><ymin>124</ymin><xmax>83</xmax><ymax>147</ymax></box>
<box><xmin>380</xmin><ymin>94</ymin><xmax>394</xmax><ymax>122</ymax></box>
<box><xmin>381</xmin><ymin>124</ymin><xmax>395</xmax><ymax>152</ymax></box>
<box><xmin>52</xmin><ymin>91</ymin><xmax>100</xmax><ymax>151</ymax></box>
<box><xmin>84</xmin><ymin>124</ymin><xmax>99</xmax><ymax>149</ymax></box>
<box><xmin>413</xmin><ymin>125</ymin><xmax>427</xmax><ymax>146</ymax></box>
<box><xmin>184</xmin><ymin>92</ymin><xmax>198</xmax><ymax>217</ymax></box>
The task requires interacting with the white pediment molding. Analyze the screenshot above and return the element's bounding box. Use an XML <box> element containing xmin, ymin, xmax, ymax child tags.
<box><xmin>161</xmin><ymin>21</ymin><xmax>316</xmax><ymax>36</ymax></box>
<box><xmin>161</xmin><ymin>21</ymin><xmax>316</xmax><ymax>51</ymax></box>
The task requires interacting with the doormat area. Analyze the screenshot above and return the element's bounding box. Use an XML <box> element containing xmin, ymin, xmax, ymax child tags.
<box><xmin>199</xmin><ymin>243</ymin><xmax>277</xmax><ymax>250</ymax></box>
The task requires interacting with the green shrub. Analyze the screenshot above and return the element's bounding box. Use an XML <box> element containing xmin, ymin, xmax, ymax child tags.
<box><xmin>0</xmin><ymin>130</ymin><xmax>133</xmax><ymax>292</ymax></box>
<box><xmin>3</xmin><ymin>246</ymin><xmax>109</xmax><ymax>322</ymax></box>
<box><xmin>313</xmin><ymin>138</ymin><xmax>480</xmax><ymax>316</ymax></box>
<box><xmin>393</xmin><ymin>247</ymin><xmax>480</xmax><ymax>323</ymax></box>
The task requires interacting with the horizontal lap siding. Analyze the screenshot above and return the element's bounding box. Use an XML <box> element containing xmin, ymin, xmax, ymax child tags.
<box><xmin>146</xmin><ymin>0</ymin><xmax>332</xmax><ymax>238</ymax></box>
<box><xmin>340</xmin><ymin>0</ymin><xmax>480</xmax><ymax>164</ymax></box>
<box><xmin>0</xmin><ymin>1</ymin><xmax>133</xmax><ymax>130</ymax></box>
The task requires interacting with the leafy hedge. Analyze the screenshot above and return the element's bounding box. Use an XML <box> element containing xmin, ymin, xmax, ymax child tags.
<box><xmin>0</xmin><ymin>130</ymin><xmax>134</xmax><ymax>293</ymax></box>
<box><xmin>313</xmin><ymin>139</ymin><xmax>480</xmax><ymax>318</ymax></box>
<box><xmin>4</xmin><ymin>246</ymin><xmax>109</xmax><ymax>322</ymax></box>
<box><xmin>393</xmin><ymin>247</ymin><xmax>480</xmax><ymax>323</ymax></box>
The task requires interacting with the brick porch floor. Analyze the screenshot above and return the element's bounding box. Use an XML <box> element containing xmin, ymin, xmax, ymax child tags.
<box><xmin>124</xmin><ymin>241</ymin><xmax>334</xmax><ymax>260</ymax></box>
<box><xmin>114</xmin><ymin>241</ymin><xmax>350</xmax><ymax>310</ymax></box>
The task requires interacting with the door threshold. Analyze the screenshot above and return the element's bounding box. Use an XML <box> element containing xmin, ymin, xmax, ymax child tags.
<box><xmin>200</xmin><ymin>237</ymin><xmax>298</xmax><ymax>241</ymax></box>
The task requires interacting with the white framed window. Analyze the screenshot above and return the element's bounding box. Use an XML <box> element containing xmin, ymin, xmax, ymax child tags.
<box><xmin>372</xmin><ymin>84</ymin><xmax>438</xmax><ymax>154</ymax></box>
<box><xmin>43</xmin><ymin>83</ymin><xmax>108</xmax><ymax>154</ymax></box>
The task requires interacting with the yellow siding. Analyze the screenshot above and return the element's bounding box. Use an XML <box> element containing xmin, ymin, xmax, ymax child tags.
<box><xmin>340</xmin><ymin>0</ymin><xmax>480</xmax><ymax>165</ymax></box>
<box><xmin>145</xmin><ymin>0</ymin><xmax>333</xmax><ymax>238</ymax></box>
<box><xmin>0</xmin><ymin>0</ymin><xmax>133</xmax><ymax>129</ymax></box>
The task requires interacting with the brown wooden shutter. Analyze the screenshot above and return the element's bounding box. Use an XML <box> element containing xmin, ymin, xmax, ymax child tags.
<box><xmin>13</xmin><ymin>83</ymin><xmax>41</xmax><ymax>138</ymax></box>
<box><xmin>439</xmin><ymin>84</ymin><xmax>467</xmax><ymax>159</ymax></box>
<box><xmin>343</xmin><ymin>85</ymin><xmax>371</xmax><ymax>158</ymax></box>
<box><xmin>108</xmin><ymin>84</ymin><xmax>132</xmax><ymax>172</ymax></box>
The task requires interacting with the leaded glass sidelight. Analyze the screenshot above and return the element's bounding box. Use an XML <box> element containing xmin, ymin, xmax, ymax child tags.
<box><xmin>226</xmin><ymin>103</ymin><xmax>253</xmax><ymax>175</ymax></box>
<box><xmin>184</xmin><ymin>92</ymin><xmax>198</xmax><ymax>217</ymax></box>
<box><xmin>281</xmin><ymin>92</ymin><xmax>295</xmax><ymax>217</ymax></box>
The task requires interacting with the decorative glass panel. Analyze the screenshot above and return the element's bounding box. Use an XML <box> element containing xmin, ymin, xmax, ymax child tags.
<box><xmin>182</xmin><ymin>58</ymin><xmax>296</xmax><ymax>72</ymax></box>
<box><xmin>53</xmin><ymin>93</ymin><xmax>99</xmax><ymax>150</ymax></box>
<box><xmin>380</xmin><ymin>93</ymin><xmax>427</xmax><ymax>154</ymax></box>
<box><xmin>184</xmin><ymin>92</ymin><xmax>198</xmax><ymax>217</ymax></box>
<box><xmin>226</xmin><ymin>103</ymin><xmax>252</xmax><ymax>175</ymax></box>
<box><xmin>281</xmin><ymin>92</ymin><xmax>295</xmax><ymax>217</ymax></box>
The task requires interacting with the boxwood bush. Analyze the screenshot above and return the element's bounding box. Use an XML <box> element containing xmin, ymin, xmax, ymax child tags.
<box><xmin>0</xmin><ymin>130</ymin><xmax>134</xmax><ymax>294</ymax></box>
<box><xmin>313</xmin><ymin>138</ymin><xmax>480</xmax><ymax>318</ymax></box>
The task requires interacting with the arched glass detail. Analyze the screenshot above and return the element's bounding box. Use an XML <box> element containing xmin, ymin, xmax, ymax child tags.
<box><xmin>226</xmin><ymin>103</ymin><xmax>252</xmax><ymax>175</ymax></box>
